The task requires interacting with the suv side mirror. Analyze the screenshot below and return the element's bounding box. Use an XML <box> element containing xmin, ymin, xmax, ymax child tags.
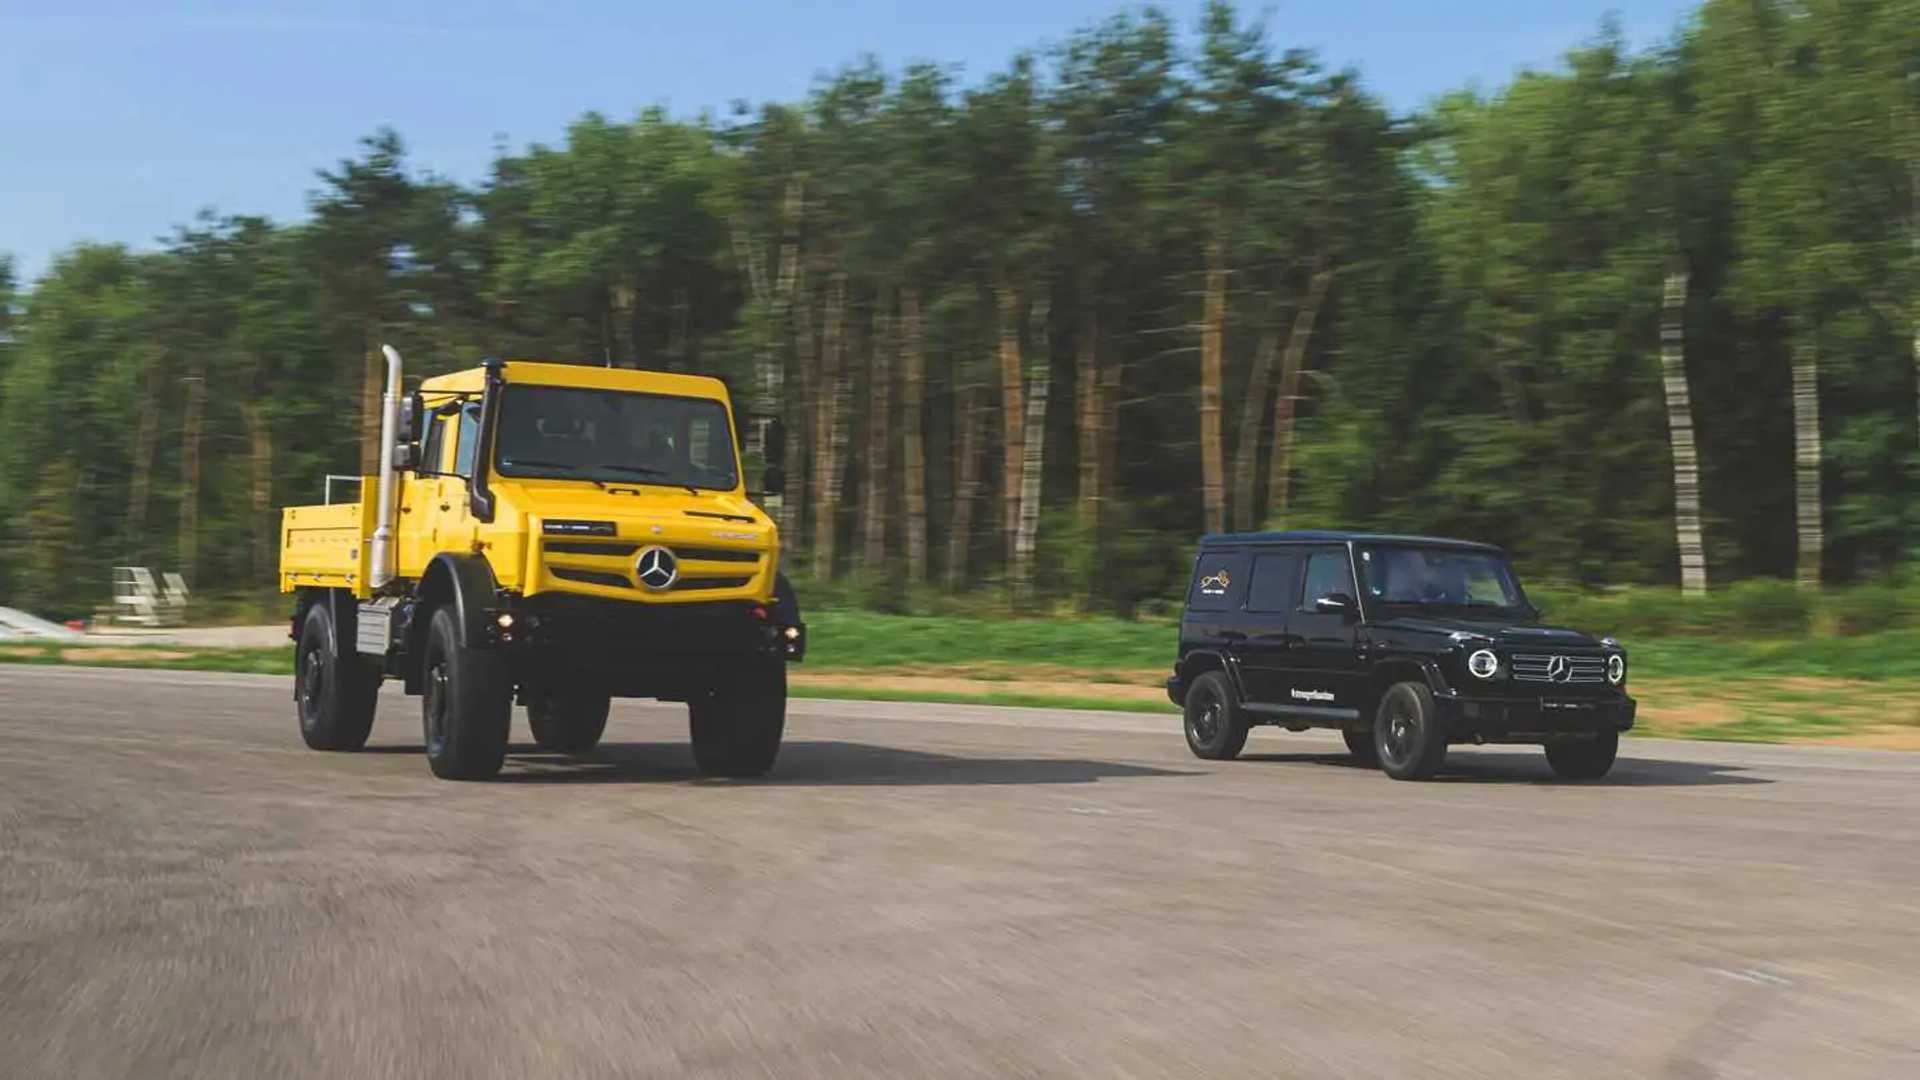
<box><xmin>1315</xmin><ymin>592</ymin><xmax>1355</xmax><ymax>614</ymax></box>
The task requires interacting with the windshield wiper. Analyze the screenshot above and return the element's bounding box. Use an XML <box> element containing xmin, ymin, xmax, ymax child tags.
<box><xmin>500</xmin><ymin>459</ymin><xmax>606</xmax><ymax>490</ymax></box>
<box><xmin>593</xmin><ymin>463</ymin><xmax>700</xmax><ymax>496</ymax></box>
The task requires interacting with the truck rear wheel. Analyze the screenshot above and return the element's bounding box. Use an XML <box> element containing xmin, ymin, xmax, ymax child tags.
<box><xmin>527</xmin><ymin>685</ymin><xmax>611</xmax><ymax>754</ymax></box>
<box><xmin>420</xmin><ymin>606</ymin><xmax>511</xmax><ymax>781</ymax></box>
<box><xmin>295</xmin><ymin>601</ymin><xmax>379</xmax><ymax>751</ymax></box>
<box><xmin>689</xmin><ymin>661</ymin><xmax>785</xmax><ymax>778</ymax></box>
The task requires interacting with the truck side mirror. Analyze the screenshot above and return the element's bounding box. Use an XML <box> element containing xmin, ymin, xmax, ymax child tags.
<box><xmin>396</xmin><ymin>392</ymin><xmax>423</xmax><ymax>445</ymax></box>
<box><xmin>761</xmin><ymin>465</ymin><xmax>786</xmax><ymax>497</ymax></box>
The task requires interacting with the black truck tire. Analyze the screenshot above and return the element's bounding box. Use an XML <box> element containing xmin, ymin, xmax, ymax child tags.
<box><xmin>295</xmin><ymin>601</ymin><xmax>379</xmax><ymax>751</ymax></box>
<box><xmin>1375</xmin><ymin>681</ymin><xmax>1448</xmax><ymax>781</ymax></box>
<box><xmin>420</xmin><ymin>606</ymin><xmax>511</xmax><ymax>781</ymax></box>
<box><xmin>1342</xmin><ymin>729</ymin><xmax>1379</xmax><ymax>764</ymax></box>
<box><xmin>527</xmin><ymin>685</ymin><xmax>611</xmax><ymax>754</ymax></box>
<box><xmin>1545</xmin><ymin>731</ymin><xmax>1619</xmax><ymax>781</ymax></box>
<box><xmin>1183</xmin><ymin>670</ymin><xmax>1250</xmax><ymax>761</ymax></box>
<box><xmin>689</xmin><ymin>661</ymin><xmax>786</xmax><ymax>778</ymax></box>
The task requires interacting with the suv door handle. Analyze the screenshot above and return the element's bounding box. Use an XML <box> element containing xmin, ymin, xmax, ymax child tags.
<box><xmin>1220</xmin><ymin>630</ymin><xmax>1246</xmax><ymax>643</ymax></box>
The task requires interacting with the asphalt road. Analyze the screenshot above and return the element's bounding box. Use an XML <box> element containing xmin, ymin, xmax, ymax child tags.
<box><xmin>2</xmin><ymin>666</ymin><xmax>1917</xmax><ymax>1079</ymax></box>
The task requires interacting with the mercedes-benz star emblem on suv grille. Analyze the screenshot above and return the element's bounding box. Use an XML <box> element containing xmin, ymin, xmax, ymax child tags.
<box><xmin>1546</xmin><ymin>655</ymin><xmax>1571</xmax><ymax>683</ymax></box>
<box><xmin>635</xmin><ymin>546</ymin><xmax>678</xmax><ymax>590</ymax></box>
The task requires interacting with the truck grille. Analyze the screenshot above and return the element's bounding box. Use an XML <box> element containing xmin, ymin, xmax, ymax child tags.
<box><xmin>548</xmin><ymin>567</ymin><xmax>753</xmax><ymax>593</ymax></box>
<box><xmin>1510</xmin><ymin>653</ymin><xmax>1608</xmax><ymax>685</ymax></box>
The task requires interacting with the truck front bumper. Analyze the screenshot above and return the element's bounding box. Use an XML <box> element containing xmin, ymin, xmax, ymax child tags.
<box><xmin>1434</xmin><ymin>689</ymin><xmax>1636</xmax><ymax>741</ymax></box>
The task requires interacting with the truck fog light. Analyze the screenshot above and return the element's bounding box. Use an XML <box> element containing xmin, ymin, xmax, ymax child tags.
<box><xmin>496</xmin><ymin>613</ymin><xmax>515</xmax><ymax>629</ymax></box>
<box><xmin>783</xmin><ymin>626</ymin><xmax>800</xmax><ymax>641</ymax></box>
<box><xmin>1607</xmin><ymin>654</ymin><xmax>1625</xmax><ymax>684</ymax></box>
<box><xmin>1468</xmin><ymin>649</ymin><xmax>1499</xmax><ymax>679</ymax></box>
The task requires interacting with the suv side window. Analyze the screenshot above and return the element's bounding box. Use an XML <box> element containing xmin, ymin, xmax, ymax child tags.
<box><xmin>1186</xmin><ymin>551</ymin><xmax>1248</xmax><ymax>612</ymax></box>
<box><xmin>1246</xmin><ymin>552</ymin><xmax>1300</xmax><ymax>613</ymax></box>
<box><xmin>1298</xmin><ymin>548</ymin><xmax>1352</xmax><ymax>612</ymax></box>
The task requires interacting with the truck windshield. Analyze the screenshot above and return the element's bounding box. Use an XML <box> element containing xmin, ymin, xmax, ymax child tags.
<box><xmin>494</xmin><ymin>385</ymin><xmax>738</xmax><ymax>492</ymax></box>
<box><xmin>1353</xmin><ymin>544</ymin><xmax>1525</xmax><ymax>611</ymax></box>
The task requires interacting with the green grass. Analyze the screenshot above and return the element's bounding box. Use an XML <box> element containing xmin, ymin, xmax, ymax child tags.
<box><xmin>0</xmin><ymin>643</ymin><xmax>292</xmax><ymax>675</ymax></box>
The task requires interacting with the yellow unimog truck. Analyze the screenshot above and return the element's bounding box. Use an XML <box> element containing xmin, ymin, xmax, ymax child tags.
<box><xmin>278</xmin><ymin>346</ymin><xmax>804</xmax><ymax>781</ymax></box>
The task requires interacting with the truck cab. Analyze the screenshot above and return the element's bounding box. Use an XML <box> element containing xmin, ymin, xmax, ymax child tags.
<box><xmin>1167</xmin><ymin>531</ymin><xmax>1634</xmax><ymax>781</ymax></box>
<box><xmin>280</xmin><ymin>349</ymin><xmax>803</xmax><ymax>781</ymax></box>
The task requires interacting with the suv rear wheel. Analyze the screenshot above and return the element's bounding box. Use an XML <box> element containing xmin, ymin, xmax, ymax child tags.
<box><xmin>1375</xmin><ymin>681</ymin><xmax>1448</xmax><ymax>781</ymax></box>
<box><xmin>1544</xmin><ymin>731</ymin><xmax>1618</xmax><ymax>780</ymax></box>
<box><xmin>1183</xmin><ymin>671</ymin><xmax>1249</xmax><ymax>761</ymax></box>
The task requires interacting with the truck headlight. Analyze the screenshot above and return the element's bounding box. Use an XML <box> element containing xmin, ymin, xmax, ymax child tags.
<box><xmin>1607</xmin><ymin>654</ymin><xmax>1626</xmax><ymax>685</ymax></box>
<box><xmin>1468</xmin><ymin>649</ymin><xmax>1499</xmax><ymax>680</ymax></box>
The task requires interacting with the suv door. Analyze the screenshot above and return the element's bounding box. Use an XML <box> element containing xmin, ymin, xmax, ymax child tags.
<box><xmin>1286</xmin><ymin>546</ymin><xmax>1366</xmax><ymax>715</ymax></box>
<box><xmin>1235</xmin><ymin>549</ymin><xmax>1302</xmax><ymax>703</ymax></box>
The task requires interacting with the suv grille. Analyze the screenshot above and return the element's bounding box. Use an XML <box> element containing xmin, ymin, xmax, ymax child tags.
<box><xmin>1510</xmin><ymin>652</ymin><xmax>1608</xmax><ymax>685</ymax></box>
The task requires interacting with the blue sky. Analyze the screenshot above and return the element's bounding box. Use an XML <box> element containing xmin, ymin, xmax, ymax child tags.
<box><xmin>1</xmin><ymin>1</ymin><xmax>1697</xmax><ymax>283</ymax></box>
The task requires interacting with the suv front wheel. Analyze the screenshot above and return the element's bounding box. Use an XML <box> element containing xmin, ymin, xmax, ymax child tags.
<box><xmin>1183</xmin><ymin>671</ymin><xmax>1249</xmax><ymax>761</ymax></box>
<box><xmin>1375</xmin><ymin>681</ymin><xmax>1448</xmax><ymax>781</ymax></box>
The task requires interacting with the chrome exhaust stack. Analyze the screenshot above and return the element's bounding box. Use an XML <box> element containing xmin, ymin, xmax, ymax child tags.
<box><xmin>369</xmin><ymin>344</ymin><xmax>404</xmax><ymax>589</ymax></box>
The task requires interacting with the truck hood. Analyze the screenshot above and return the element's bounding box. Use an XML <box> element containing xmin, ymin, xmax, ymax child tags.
<box><xmin>494</xmin><ymin>480</ymin><xmax>772</xmax><ymax>536</ymax></box>
<box><xmin>1369</xmin><ymin>613</ymin><xmax>1605</xmax><ymax>650</ymax></box>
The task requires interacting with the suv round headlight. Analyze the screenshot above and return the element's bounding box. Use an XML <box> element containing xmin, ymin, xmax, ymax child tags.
<box><xmin>1607</xmin><ymin>653</ymin><xmax>1626</xmax><ymax>684</ymax></box>
<box><xmin>1468</xmin><ymin>649</ymin><xmax>1499</xmax><ymax>679</ymax></box>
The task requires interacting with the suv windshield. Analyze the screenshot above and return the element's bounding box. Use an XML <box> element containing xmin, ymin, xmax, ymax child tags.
<box><xmin>1354</xmin><ymin>544</ymin><xmax>1525</xmax><ymax>611</ymax></box>
<box><xmin>494</xmin><ymin>384</ymin><xmax>738</xmax><ymax>492</ymax></box>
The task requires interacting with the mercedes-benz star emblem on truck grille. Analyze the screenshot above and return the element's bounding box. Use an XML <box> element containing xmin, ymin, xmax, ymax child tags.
<box><xmin>635</xmin><ymin>546</ymin><xmax>679</xmax><ymax>590</ymax></box>
<box><xmin>1546</xmin><ymin>655</ymin><xmax>1571</xmax><ymax>683</ymax></box>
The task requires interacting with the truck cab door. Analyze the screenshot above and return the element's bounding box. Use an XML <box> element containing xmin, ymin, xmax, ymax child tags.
<box><xmin>437</xmin><ymin>401</ymin><xmax>483</xmax><ymax>555</ymax></box>
<box><xmin>1285</xmin><ymin>546</ymin><xmax>1366</xmax><ymax>716</ymax></box>
<box><xmin>396</xmin><ymin>411</ymin><xmax>453</xmax><ymax>579</ymax></box>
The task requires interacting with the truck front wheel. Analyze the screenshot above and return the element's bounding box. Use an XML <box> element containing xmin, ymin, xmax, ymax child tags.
<box><xmin>420</xmin><ymin>606</ymin><xmax>511</xmax><ymax>780</ymax></box>
<box><xmin>295</xmin><ymin>601</ymin><xmax>379</xmax><ymax>751</ymax></box>
<box><xmin>527</xmin><ymin>684</ymin><xmax>611</xmax><ymax>754</ymax></box>
<box><xmin>689</xmin><ymin>661</ymin><xmax>786</xmax><ymax>778</ymax></box>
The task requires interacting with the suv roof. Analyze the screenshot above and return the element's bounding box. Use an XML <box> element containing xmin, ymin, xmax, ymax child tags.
<box><xmin>1199</xmin><ymin>529</ymin><xmax>1504</xmax><ymax>553</ymax></box>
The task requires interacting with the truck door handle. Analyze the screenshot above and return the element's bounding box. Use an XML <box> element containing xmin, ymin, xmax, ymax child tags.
<box><xmin>439</xmin><ymin>503</ymin><xmax>451</xmax><ymax>511</ymax></box>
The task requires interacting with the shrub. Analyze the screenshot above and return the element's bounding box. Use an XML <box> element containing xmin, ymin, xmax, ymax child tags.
<box><xmin>1823</xmin><ymin>586</ymin><xmax>1910</xmax><ymax>637</ymax></box>
<box><xmin>1720</xmin><ymin>579</ymin><xmax>1810</xmax><ymax>636</ymax></box>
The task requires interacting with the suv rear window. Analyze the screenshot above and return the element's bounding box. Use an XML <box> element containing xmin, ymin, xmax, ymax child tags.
<box><xmin>1186</xmin><ymin>551</ymin><xmax>1247</xmax><ymax>611</ymax></box>
<box><xmin>1246</xmin><ymin>552</ymin><xmax>1300</xmax><ymax>613</ymax></box>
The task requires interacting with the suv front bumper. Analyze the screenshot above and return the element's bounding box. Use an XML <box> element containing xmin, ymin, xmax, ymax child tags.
<box><xmin>1435</xmin><ymin>689</ymin><xmax>1636</xmax><ymax>740</ymax></box>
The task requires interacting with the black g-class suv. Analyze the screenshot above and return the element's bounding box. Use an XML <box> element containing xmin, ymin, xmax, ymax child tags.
<box><xmin>1166</xmin><ymin>531</ymin><xmax>1635</xmax><ymax>781</ymax></box>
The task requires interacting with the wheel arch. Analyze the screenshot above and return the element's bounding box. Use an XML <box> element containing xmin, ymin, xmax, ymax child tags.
<box><xmin>413</xmin><ymin>553</ymin><xmax>500</xmax><ymax>652</ymax></box>
<box><xmin>1178</xmin><ymin>649</ymin><xmax>1246</xmax><ymax>703</ymax></box>
<box><xmin>1366</xmin><ymin>656</ymin><xmax>1446</xmax><ymax>715</ymax></box>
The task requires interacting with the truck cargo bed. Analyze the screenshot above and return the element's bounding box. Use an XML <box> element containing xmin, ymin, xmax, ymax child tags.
<box><xmin>280</xmin><ymin>499</ymin><xmax>374</xmax><ymax>596</ymax></box>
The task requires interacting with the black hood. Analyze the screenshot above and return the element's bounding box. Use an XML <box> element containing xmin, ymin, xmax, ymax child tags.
<box><xmin>1370</xmin><ymin>613</ymin><xmax>1604</xmax><ymax>650</ymax></box>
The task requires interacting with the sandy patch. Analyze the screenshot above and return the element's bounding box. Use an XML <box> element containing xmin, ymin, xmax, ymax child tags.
<box><xmin>793</xmin><ymin>670</ymin><xmax>1170</xmax><ymax>705</ymax></box>
<box><xmin>0</xmin><ymin>646</ymin><xmax>48</xmax><ymax>658</ymax></box>
<box><xmin>61</xmin><ymin>648</ymin><xmax>194</xmax><ymax>663</ymax></box>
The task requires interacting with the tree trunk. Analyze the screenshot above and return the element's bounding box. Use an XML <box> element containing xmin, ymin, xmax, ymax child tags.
<box><xmin>241</xmin><ymin>399</ymin><xmax>274</xmax><ymax>581</ymax></box>
<box><xmin>1012</xmin><ymin>294</ymin><xmax>1050</xmax><ymax>606</ymax></box>
<box><xmin>947</xmin><ymin>384</ymin><xmax>983</xmax><ymax>590</ymax></box>
<box><xmin>1076</xmin><ymin>301</ymin><xmax>1101</xmax><ymax>530</ymax></box>
<box><xmin>126</xmin><ymin>358</ymin><xmax>162</xmax><ymax>563</ymax></box>
<box><xmin>179</xmin><ymin>364</ymin><xmax>207</xmax><ymax>585</ymax></box>
<box><xmin>995</xmin><ymin>278</ymin><xmax>1025</xmax><ymax>567</ymax></box>
<box><xmin>610</xmin><ymin>279</ymin><xmax>638</xmax><ymax>367</ymax></box>
<box><xmin>1659</xmin><ymin>263</ymin><xmax>1707</xmax><ymax>596</ymax></box>
<box><xmin>863</xmin><ymin>298</ymin><xmax>892</xmax><ymax>570</ymax></box>
<box><xmin>901</xmin><ymin>287</ymin><xmax>928</xmax><ymax>584</ymax></box>
<box><xmin>360</xmin><ymin>332</ymin><xmax>382</xmax><ymax>475</ymax></box>
<box><xmin>1231</xmin><ymin>313</ymin><xmax>1281</xmax><ymax>532</ymax></box>
<box><xmin>1198</xmin><ymin>236</ymin><xmax>1227</xmax><ymax>534</ymax></box>
<box><xmin>1098</xmin><ymin>344</ymin><xmax>1121</xmax><ymax>521</ymax></box>
<box><xmin>810</xmin><ymin>273</ymin><xmax>848</xmax><ymax>579</ymax></box>
<box><xmin>1266</xmin><ymin>267</ymin><xmax>1335</xmax><ymax>527</ymax></box>
<box><xmin>1792</xmin><ymin>331</ymin><xmax>1823</xmax><ymax>589</ymax></box>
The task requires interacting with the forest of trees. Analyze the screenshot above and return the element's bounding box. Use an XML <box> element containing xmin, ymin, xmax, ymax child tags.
<box><xmin>2</xmin><ymin>0</ymin><xmax>1918</xmax><ymax>618</ymax></box>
